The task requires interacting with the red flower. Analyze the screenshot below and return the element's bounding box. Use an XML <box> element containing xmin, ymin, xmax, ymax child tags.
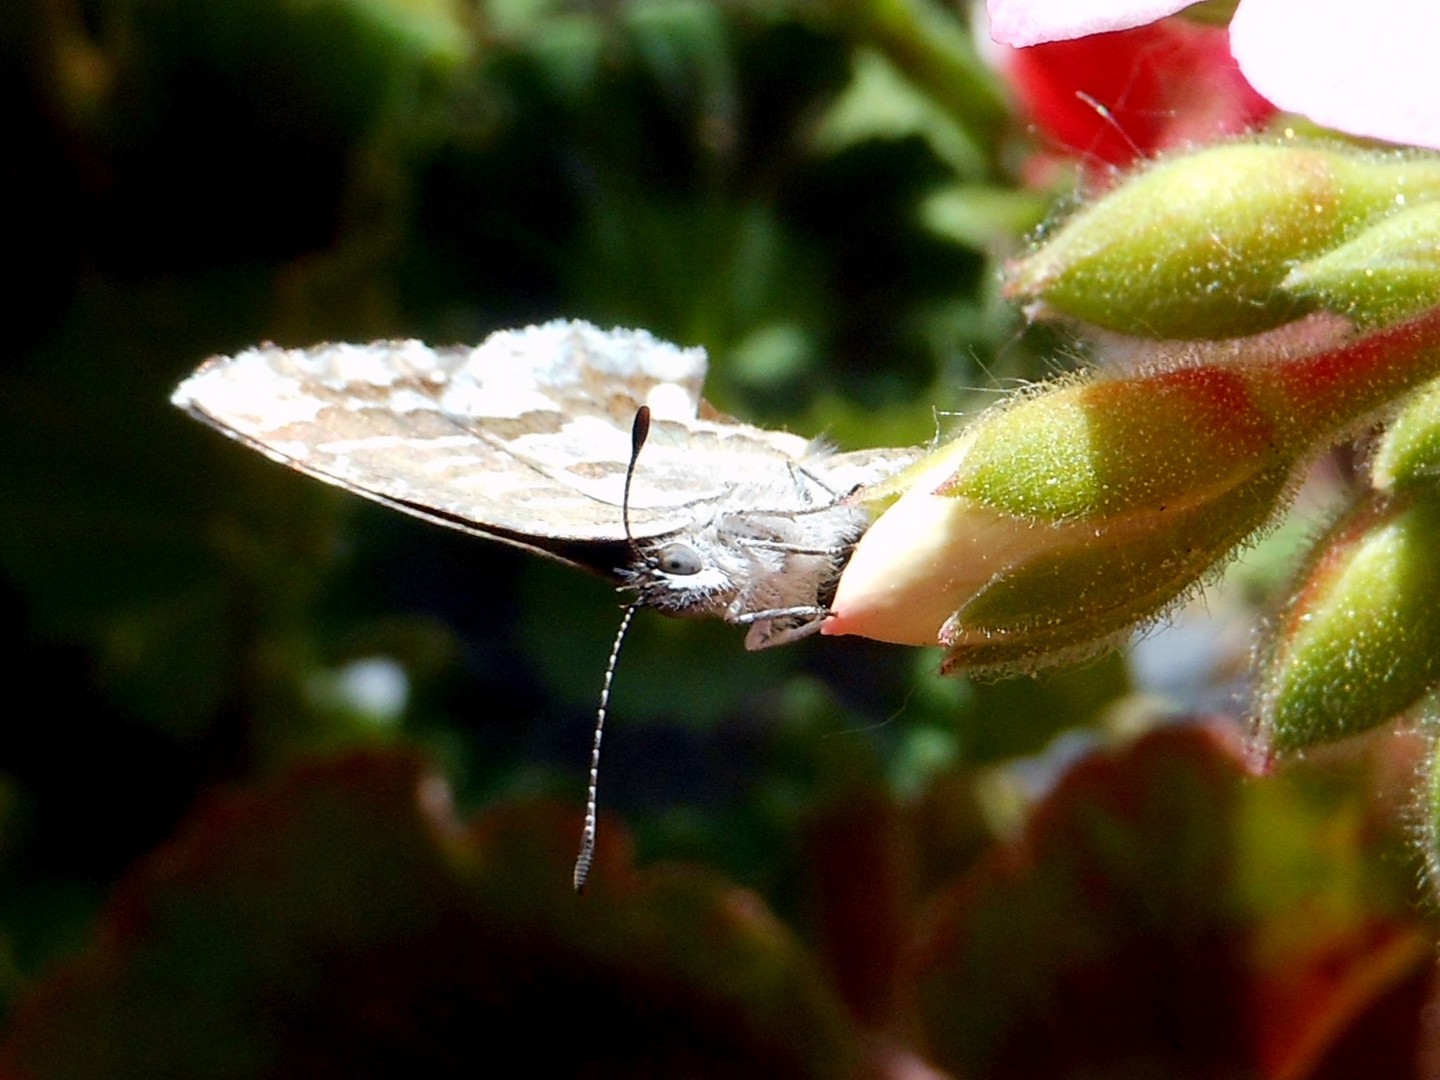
<box><xmin>990</xmin><ymin>0</ymin><xmax>1440</xmax><ymax>152</ymax></box>
<box><xmin>997</xmin><ymin>17</ymin><xmax>1273</xmax><ymax>169</ymax></box>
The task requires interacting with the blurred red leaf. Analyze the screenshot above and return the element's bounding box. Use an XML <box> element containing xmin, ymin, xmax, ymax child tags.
<box><xmin>899</xmin><ymin>724</ymin><xmax>1430</xmax><ymax>1080</ymax></box>
<box><xmin>0</xmin><ymin>749</ymin><xmax>862</xmax><ymax>1080</ymax></box>
<box><xmin>1</xmin><ymin>733</ymin><xmax>1431</xmax><ymax>1080</ymax></box>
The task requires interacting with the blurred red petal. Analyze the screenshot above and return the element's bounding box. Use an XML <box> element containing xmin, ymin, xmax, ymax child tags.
<box><xmin>999</xmin><ymin>19</ymin><xmax>1273</xmax><ymax>167</ymax></box>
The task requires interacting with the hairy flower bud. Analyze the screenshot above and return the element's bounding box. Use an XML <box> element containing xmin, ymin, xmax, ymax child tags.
<box><xmin>1371</xmin><ymin>377</ymin><xmax>1440</xmax><ymax>493</ymax></box>
<box><xmin>1283</xmin><ymin>202</ymin><xmax>1440</xmax><ymax>329</ymax></box>
<box><xmin>1006</xmin><ymin>142</ymin><xmax>1440</xmax><ymax>339</ymax></box>
<box><xmin>827</xmin><ymin>369</ymin><xmax>1293</xmax><ymax>673</ymax></box>
<box><xmin>828</xmin><ymin>307</ymin><xmax>1440</xmax><ymax>675</ymax></box>
<box><xmin>1257</xmin><ymin>491</ymin><xmax>1440</xmax><ymax>754</ymax></box>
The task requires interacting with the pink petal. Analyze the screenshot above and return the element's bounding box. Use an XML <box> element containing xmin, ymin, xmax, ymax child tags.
<box><xmin>1230</xmin><ymin>0</ymin><xmax>1440</xmax><ymax>150</ymax></box>
<box><xmin>987</xmin><ymin>0</ymin><xmax>1193</xmax><ymax>47</ymax></box>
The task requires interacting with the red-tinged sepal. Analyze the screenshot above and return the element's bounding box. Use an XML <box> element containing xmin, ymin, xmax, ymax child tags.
<box><xmin>829</xmin><ymin>307</ymin><xmax>1440</xmax><ymax>675</ymax></box>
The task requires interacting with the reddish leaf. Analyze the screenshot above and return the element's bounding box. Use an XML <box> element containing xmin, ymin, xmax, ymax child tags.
<box><xmin>901</xmin><ymin>724</ymin><xmax>1430</xmax><ymax>1080</ymax></box>
<box><xmin>0</xmin><ymin>749</ymin><xmax>861</xmax><ymax>1080</ymax></box>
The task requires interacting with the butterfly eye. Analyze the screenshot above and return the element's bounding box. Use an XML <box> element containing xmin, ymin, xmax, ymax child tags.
<box><xmin>655</xmin><ymin>543</ymin><xmax>702</xmax><ymax>576</ymax></box>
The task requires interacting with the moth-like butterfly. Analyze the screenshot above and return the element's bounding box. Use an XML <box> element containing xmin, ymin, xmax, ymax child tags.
<box><xmin>173</xmin><ymin>319</ymin><xmax>922</xmax><ymax>888</ymax></box>
<box><xmin>172</xmin><ymin>319</ymin><xmax>920</xmax><ymax>648</ymax></box>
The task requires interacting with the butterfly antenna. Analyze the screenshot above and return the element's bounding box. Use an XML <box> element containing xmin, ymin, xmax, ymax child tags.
<box><xmin>622</xmin><ymin>405</ymin><xmax>651</xmax><ymax>550</ymax></box>
<box><xmin>574</xmin><ymin>407</ymin><xmax>649</xmax><ymax>892</ymax></box>
<box><xmin>574</xmin><ymin>601</ymin><xmax>637</xmax><ymax>892</ymax></box>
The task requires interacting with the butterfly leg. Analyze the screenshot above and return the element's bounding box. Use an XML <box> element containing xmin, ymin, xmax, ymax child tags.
<box><xmin>787</xmin><ymin>461</ymin><xmax>855</xmax><ymax>506</ymax></box>
<box><xmin>732</xmin><ymin>604</ymin><xmax>831</xmax><ymax>623</ymax></box>
<box><xmin>741</xmin><ymin>538</ymin><xmax>854</xmax><ymax>557</ymax></box>
<box><xmin>731</xmin><ymin>605</ymin><xmax>833</xmax><ymax>650</ymax></box>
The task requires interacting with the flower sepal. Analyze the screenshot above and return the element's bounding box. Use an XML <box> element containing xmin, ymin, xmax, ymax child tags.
<box><xmin>1256</xmin><ymin>490</ymin><xmax>1440</xmax><ymax>754</ymax></box>
<box><xmin>1282</xmin><ymin>201</ymin><xmax>1440</xmax><ymax>329</ymax></box>
<box><xmin>1006</xmin><ymin>142</ymin><xmax>1440</xmax><ymax>340</ymax></box>
<box><xmin>1371</xmin><ymin>377</ymin><xmax>1440</xmax><ymax>492</ymax></box>
<box><xmin>830</xmin><ymin>305</ymin><xmax>1440</xmax><ymax>675</ymax></box>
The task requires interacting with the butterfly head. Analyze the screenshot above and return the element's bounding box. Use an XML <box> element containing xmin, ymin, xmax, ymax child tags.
<box><xmin>622</xmin><ymin>535</ymin><xmax>739</xmax><ymax>617</ymax></box>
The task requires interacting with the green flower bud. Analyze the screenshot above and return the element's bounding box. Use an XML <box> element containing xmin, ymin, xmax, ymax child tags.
<box><xmin>941</xmin><ymin>366</ymin><xmax>1286</xmax><ymax>520</ymax></box>
<box><xmin>826</xmin><ymin>367</ymin><xmax>1296</xmax><ymax>674</ymax></box>
<box><xmin>1257</xmin><ymin>492</ymin><xmax>1440</xmax><ymax>754</ymax></box>
<box><xmin>1007</xmin><ymin>142</ymin><xmax>1440</xmax><ymax>340</ymax></box>
<box><xmin>938</xmin><ymin>465</ymin><xmax>1291</xmax><ymax>673</ymax></box>
<box><xmin>827</xmin><ymin>306</ymin><xmax>1440</xmax><ymax>675</ymax></box>
<box><xmin>1371</xmin><ymin>378</ymin><xmax>1440</xmax><ymax>493</ymax></box>
<box><xmin>1282</xmin><ymin>202</ymin><xmax>1440</xmax><ymax>329</ymax></box>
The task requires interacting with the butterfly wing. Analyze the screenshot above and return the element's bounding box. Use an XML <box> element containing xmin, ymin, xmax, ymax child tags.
<box><xmin>172</xmin><ymin>320</ymin><xmax>843</xmax><ymax>573</ymax></box>
<box><xmin>804</xmin><ymin>446</ymin><xmax>926</xmax><ymax>497</ymax></box>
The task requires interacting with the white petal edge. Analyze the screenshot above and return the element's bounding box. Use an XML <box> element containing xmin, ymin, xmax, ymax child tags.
<box><xmin>987</xmin><ymin>0</ymin><xmax>1193</xmax><ymax>46</ymax></box>
<box><xmin>1230</xmin><ymin>0</ymin><xmax>1440</xmax><ymax>151</ymax></box>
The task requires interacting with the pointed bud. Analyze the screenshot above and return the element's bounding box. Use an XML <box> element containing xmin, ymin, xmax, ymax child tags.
<box><xmin>1282</xmin><ymin>202</ymin><xmax>1440</xmax><ymax>329</ymax></box>
<box><xmin>1257</xmin><ymin>491</ymin><xmax>1440</xmax><ymax>754</ymax></box>
<box><xmin>828</xmin><ymin>307</ymin><xmax>1440</xmax><ymax>674</ymax></box>
<box><xmin>827</xmin><ymin>367</ymin><xmax>1294</xmax><ymax>672</ymax></box>
<box><xmin>1371</xmin><ymin>377</ymin><xmax>1440</xmax><ymax>493</ymax></box>
<box><xmin>1007</xmin><ymin>142</ymin><xmax>1440</xmax><ymax>339</ymax></box>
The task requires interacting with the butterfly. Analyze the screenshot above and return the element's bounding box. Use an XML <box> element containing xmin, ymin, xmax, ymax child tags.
<box><xmin>172</xmin><ymin>320</ymin><xmax>921</xmax><ymax>649</ymax></box>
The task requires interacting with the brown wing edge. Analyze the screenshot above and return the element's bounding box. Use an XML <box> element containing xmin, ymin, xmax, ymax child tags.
<box><xmin>177</xmin><ymin>401</ymin><xmax>650</xmax><ymax>582</ymax></box>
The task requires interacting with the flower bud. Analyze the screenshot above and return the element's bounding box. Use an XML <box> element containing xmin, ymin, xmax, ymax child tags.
<box><xmin>1371</xmin><ymin>377</ymin><xmax>1440</xmax><ymax>493</ymax></box>
<box><xmin>1006</xmin><ymin>142</ymin><xmax>1440</xmax><ymax>339</ymax></box>
<box><xmin>1282</xmin><ymin>201</ymin><xmax>1440</xmax><ymax>329</ymax></box>
<box><xmin>1257</xmin><ymin>491</ymin><xmax>1440</xmax><ymax>754</ymax></box>
<box><xmin>827</xmin><ymin>368</ymin><xmax>1293</xmax><ymax>673</ymax></box>
<box><xmin>828</xmin><ymin>306</ymin><xmax>1440</xmax><ymax>675</ymax></box>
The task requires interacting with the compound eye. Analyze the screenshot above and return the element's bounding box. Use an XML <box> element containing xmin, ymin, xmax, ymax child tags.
<box><xmin>655</xmin><ymin>543</ymin><xmax>702</xmax><ymax>576</ymax></box>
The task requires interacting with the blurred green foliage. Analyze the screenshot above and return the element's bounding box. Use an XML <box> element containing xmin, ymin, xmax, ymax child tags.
<box><xmin>0</xmin><ymin>0</ymin><xmax>1432</xmax><ymax>1075</ymax></box>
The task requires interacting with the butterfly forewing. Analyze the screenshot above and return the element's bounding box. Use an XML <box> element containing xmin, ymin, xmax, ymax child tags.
<box><xmin>174</xmin><ymin>322</ymin><xmax>837</xmax><ymax>545</ymax></box>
